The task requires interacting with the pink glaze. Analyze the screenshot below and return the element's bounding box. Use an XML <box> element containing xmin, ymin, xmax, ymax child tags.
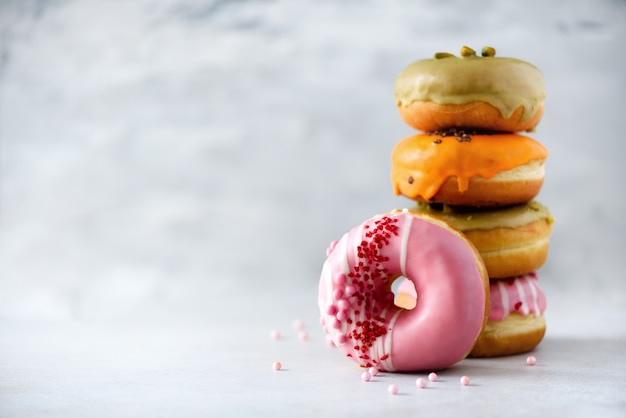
<box><xmin>489</xmin><ymin>272</ymin><xmax>547</xmax><ymax>321</ymax></box>
<box><xmin>318</xmin><ymin>212</ymin><xmax>487</xmax><ymax>372</ymax></box>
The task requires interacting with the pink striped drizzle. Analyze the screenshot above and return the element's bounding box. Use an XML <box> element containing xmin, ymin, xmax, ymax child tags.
<box><xmin>489</xmin><ymin>272</ymin><xmax>546</xmax><ymax>321</ymax></box>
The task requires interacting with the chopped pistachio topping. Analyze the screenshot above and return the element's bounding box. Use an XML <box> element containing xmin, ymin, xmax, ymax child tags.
<box><xmin>481</xmin><ymin>46</ymin><xmax>496</xmax><ymax>57</ymax></box>
<box><xmin>460</xmin><ymin>46</ymin><xmax>476</xmax><ymax>57</ymax></box>
<box><xmin>433</xmin><ymin>46</ymin><xmax>497</xmax><ymax>59</ymax></box>
<box><xmin>434</xmin><ymin>52</ymin><xmax>455</xmax><ymax>59</ymax></box>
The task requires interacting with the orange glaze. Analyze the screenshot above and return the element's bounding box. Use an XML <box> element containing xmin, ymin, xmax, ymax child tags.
<box><xmin>391</xmin><ymin>133</ymin><xmax>548</xmax><ymax>202</ymax></box>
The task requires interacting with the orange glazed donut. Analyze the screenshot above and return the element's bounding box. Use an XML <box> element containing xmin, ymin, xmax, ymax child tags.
<box><xmin>319</xmin><ymin>210</ymin><xmax>489</xmax><ymax>371</ymax></box>
<box><xmin>391</xmin><ymin>131</ymin><xmax>548</xmax><ymax>207</ymax></box>
<box><xmin>470</xmin><ymin>272</ymin><xmax>547</xmax><ymax>357</ymax></box>
<box><xmin>410</xmin><ymin>201</ymin><xmax>554</xmax><ymax>279</ymax></box>
<box><xmin>395</xmin><ymin>46</ymin><xmax>545</xmax><ymax>132</ymax></box>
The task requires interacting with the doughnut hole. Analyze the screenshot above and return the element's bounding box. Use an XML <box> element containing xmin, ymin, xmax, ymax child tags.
<box><xmin>392</xmin><ymin>277</ymin><xmax>417</xmax><ymax>310</ymax></box>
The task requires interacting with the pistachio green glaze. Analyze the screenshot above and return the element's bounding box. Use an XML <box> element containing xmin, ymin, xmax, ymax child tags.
<box><xmin>411</xmin><ymin>201</ymin><xmax>553</xmax><ymax>231</ymax></box>
<box><xmin>394</xmin><ymin>54</ymin><xmax>545</xmax><ymax>121</ymax></box>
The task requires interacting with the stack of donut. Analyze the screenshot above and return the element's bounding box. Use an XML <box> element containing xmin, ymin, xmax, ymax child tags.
<box><xmin>392</xmin><ymin>46</ymin><xmax>553</xmax><ymax>357</ymax></box>
<box><xmin>318</xmin><ymin>46</ymin><xmax>553</xmax><ymax>372</ymax></box>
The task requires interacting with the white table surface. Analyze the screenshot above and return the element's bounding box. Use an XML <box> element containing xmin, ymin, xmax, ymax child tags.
<box><xmin>2</xmin><ymin>282</ymin><xmax>625</xmax><ymax>417</ymax></box>
<box><xmin>2</xmin><ymin>0</ymin><xmax>626</xmax><ymax>416</ymax></box>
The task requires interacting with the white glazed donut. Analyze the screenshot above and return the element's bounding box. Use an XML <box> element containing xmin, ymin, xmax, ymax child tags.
<box><xmin>319</xmin><ymin>211</ymin><xmax>489</xmax><ymax>372</ymax></box>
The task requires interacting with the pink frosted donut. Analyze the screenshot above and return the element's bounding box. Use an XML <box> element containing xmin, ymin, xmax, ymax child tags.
<box><xmin>319</xmin><ymin>211</ymin><xmax>489</xmax><ymax>372</ymax></box>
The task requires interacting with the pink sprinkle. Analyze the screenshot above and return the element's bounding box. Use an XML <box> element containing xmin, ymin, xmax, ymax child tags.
<box><xmin>345</xmin><ymin>285</ymin><xmax>356</xmax><ymax>296</ymax></box>
<box><xmin>326</xmin><ymin>304</ymin><xmax>338</xmax><ymax>316</ymax></box>
<box><xmin>270</xmin><ymin>330</ymin><xmax>281</xmax><ymax>340</ymax></box>
<box><xmin>526</xmin><ymin>355</ymin><xmax>537</xmax><ymax>366</ymax></box>
<box><xmin>332</xmin><ymin>289</ymin><xmax>343</xmax><ymax>300</ymax></box>
<box><xmin>337</xmin><ymin>334</ymin><xmax>348</xmax><ymax>345</ymax></box>
<box><xmin>460</xmin><ymin>375</ymin><xmax>470</xmax><ymax>386</ymax></box>
<box><xmin>416</xmin><ymin>378</ymin><xmax>427</xmax><ymax>389</ymax></box>
<box><xmin>272</xmin><ymin>361</ymin><xmax>282</xmax><ymax>371</ymax></box>
<box><xmin>326</xmin><ymin>240</ymin><xmax>338</xmax><ymax>256</ymax></box>
<box><xmin>368</xmin><ymin>367</ymin><xmax>379</xmax><ymax>376</ymax></box>
<box><xmin>326</xmin><ymin>335</ymin><xmax>336</xmax><ymax>347</ymax></box>
<box><xmin>388</xmin><ymin>384</ymin><xmax>399</xmax><ymax>395</ymax></box>
<box><xmin>361</xmin><ymin>372</ymin><xmax>371</xmax><ymax>382</ymax></box>
<box><xmin>428</xmin><ymin>372</ymin><xmax>438</xmax><ymax>382</ymax></box>
<box><xmin>334</xmin><ymin>274</ymin><xmax>347</xmax><ymax>285</ymax></box>
<box><xmin>330</xmin><ymin>317</ymin><xmax>341</xmax><ymax>329</ymax></box>
<box><xmin>336</xmin><ymin>310</ymin><xmax>348</xmax><ymax>321</ymax></box>
<box><xmin>292</xmin><ymin>319</ymin><xmax>304</xmax><ymax>330</ymax></box>
<box><xmin>298</xmin><ymin>331</ymin><xmax>308</xmax><ymax>341</ymax></box>
<box><xmin>337</xmin><ymin>299</ymin><xmax>351</xmax><ymax>311</ymax></box>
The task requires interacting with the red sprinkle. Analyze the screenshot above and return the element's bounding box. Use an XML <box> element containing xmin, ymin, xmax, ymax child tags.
<box><xmin>337</xmin><ymin>216</ymin><xmax>402</xmax><ymax>366</ymax></box>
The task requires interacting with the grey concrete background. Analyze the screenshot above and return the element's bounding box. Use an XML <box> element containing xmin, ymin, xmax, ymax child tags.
<box><xmin>1</xmin><ymin>0</ymin><xmax>625</xmax><ymax>323</ymax></box>
<box><xmin>2</xmin><ymin>2</ymin><xmax>626</xmax><ymax>417</ymax></box>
